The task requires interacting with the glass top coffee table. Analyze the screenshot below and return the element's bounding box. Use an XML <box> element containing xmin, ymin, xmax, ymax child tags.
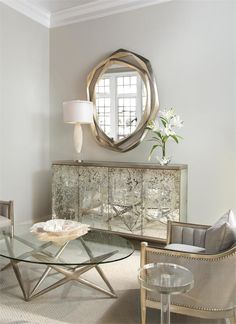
<box><xmin>0</xmin><ymin>226</ymin><xmax>134</xmax><ymax>301</ymax></box>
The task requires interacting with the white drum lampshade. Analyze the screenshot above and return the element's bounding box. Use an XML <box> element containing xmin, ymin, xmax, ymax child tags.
<box><xmin>63</xmin><ymin>100</ymin><xmax>94</xmax><ymax>155</ymax></box>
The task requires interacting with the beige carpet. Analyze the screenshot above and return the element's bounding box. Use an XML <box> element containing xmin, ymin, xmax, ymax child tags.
<box><xmin>0</xmin><ymin>251</ymin><xmax>227</xmax><ymax>324</ymax></box>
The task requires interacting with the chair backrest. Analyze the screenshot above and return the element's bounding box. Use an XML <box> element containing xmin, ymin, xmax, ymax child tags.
<box><xmin>167</xmin><ymin>221</ymin><xmax>209</xmax><ymax>248</ymax></box>
<box><xmin>0</xmin><ymin>200</ymin><xmax>14</xmax><ymax>232</ymax></box>
<box><xmin>0</xmin><ymin>200</ymin><xmax>13</xmax><ymax>218</ymax></box>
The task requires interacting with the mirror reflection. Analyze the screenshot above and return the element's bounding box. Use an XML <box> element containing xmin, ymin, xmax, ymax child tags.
<box><xmin>94</xmin><ymin>64</ymin><xmax>147</xmax><ymax>141</ymax></box>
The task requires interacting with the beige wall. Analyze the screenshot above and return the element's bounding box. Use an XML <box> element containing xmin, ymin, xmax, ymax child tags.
<box><xmin>50</xmin><ymin>0</ymin><xmax>236</xmax><ymax>225</ymax></box>
<box><xmin>0</xmin><ymin>4</ymin><xmax>3</xmax><ymax>198</ymax></box>
<box><xmin>0</xmin><ymin>3</ymin><xmax>50</xmax><ymax>223</ymax></box>
<box><xmin>0</xmin><ymin>1</ymin><xmax>235</xmax><ymax>225</ymax></box>
<box><xmin>234</xmin><ymin>1</ymin><xmax>236</xmax><ymax>188</ymax></box>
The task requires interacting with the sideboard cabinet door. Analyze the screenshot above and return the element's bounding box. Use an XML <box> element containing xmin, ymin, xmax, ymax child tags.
<box><xmin>108</xmin><ymin>167</ymin><xmax>143</xmax><ymax>235</ymax></box>
<box><xmin>78</xmin><ymin>166</ymin><xmax>109</xmax><ymax>229</ymax></box>
<box><xmin>52</xmin><ymin>165</ymin><xmax>79</xmax><ymax>220</ymax></box>
<box><xmin>142</xmin><ymin>169</ymin><xmax>185</xmax><ymax>239</ymax></box>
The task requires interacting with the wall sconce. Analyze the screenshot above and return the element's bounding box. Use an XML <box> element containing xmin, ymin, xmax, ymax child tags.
<box><xmin>63</xmin><ymin>100</ymin><xmax>94</xmax><ymax>160</ymax></box>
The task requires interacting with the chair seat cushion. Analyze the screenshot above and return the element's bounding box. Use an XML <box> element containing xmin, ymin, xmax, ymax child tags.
<box><xmin>0</xmin><ymin>215</ymin><xmax>11</xmax><ymax>228</ymax></box>
<box><xmin>165</xmin><ymin>243</ymin><xmax>206</xmax><ymax>253</ymax></box>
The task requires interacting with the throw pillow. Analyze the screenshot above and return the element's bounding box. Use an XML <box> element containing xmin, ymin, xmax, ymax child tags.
<box><xmin>218</xmin><ymin>209</ymin><xmax>236</xmax><ymax>228</ymax></box>
<box><xmin>213</xmin><ymin>209</ymin><xmax>236</xmax><ymax>241</ymax></box>
<box><xmin>205</xmin><ymin>221</ymin><xmax>235</xmax><ymax>253</ymax></box>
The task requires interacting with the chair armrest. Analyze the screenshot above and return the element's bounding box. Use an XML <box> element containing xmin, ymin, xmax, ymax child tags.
<box><xmin>141</xmin><ymin>242</ymin><xmax>236</xmax><ymax>311</ymax></box>
<box><xmin>167</xmin><ymin>220</ymin><xmax>210</xmax><ymax>246</ymax></box>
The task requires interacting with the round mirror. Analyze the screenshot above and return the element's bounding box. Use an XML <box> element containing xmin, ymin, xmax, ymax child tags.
<box><xmin>87</xmin><ymin>49</ymin><xmax>159</xmax><ymax>152</ymax></box>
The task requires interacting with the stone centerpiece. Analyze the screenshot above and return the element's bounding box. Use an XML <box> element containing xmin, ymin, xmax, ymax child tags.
<box><xmin>30</xmin><ymin>219</ymin><xmax>89</xmax><ymax>245</ymax></box>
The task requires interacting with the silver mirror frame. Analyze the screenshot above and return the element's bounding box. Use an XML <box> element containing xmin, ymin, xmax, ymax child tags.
<box><xmin>87</xmin><ymin>49</ymin><xmax>159</xmax><ymax>152</ymax></box>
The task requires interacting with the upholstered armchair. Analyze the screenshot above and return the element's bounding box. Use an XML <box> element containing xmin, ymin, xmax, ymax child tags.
<box><xmin>140</xmin><ymin>220</ymin><xmax>236</xmax><ymax>324</ymax></box>
<box><xmin>0</xmin><ymin>200</ymin><xmax>14</xmax><ymax>237</ymax></box>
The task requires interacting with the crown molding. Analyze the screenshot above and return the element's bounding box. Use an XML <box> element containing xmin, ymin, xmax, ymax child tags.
<box><xmin>1</xmin><ymin>0</ymin><xmax>50</xmax><ymax>27</ymax></box>
<box><xmin>1</xmin><ymin>0</ymin><xmax>171</xmax><ymax>29</ymax></box>
<box><xmin>51</xmin><ymin>0</ymin><xmax>171</xmax><ymax>28</ymax></box>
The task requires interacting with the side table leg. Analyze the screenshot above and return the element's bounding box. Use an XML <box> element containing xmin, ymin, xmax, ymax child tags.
<box><xmin>160</xmin><ymin>293</ymin><xmax>170</xmax><ymax>324</ymax></box>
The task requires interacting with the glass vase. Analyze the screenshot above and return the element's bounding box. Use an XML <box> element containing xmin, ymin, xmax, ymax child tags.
<box><xmin>158</xmin><ymin>156</ymin><xmax>171</xmax><ymax>166</ymax></box>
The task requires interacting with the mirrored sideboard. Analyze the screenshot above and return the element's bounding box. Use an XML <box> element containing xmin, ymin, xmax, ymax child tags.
<box><xmin>52</xmin><ymin>161</ymin><xmax>187</xmax><ymax>242</ymax></box>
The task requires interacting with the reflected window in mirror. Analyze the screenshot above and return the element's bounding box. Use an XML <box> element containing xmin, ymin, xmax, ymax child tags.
<box><xmin>95</xmin><ymin>70</ymin><xmax>147</xmax><ymax>141</ymax></box>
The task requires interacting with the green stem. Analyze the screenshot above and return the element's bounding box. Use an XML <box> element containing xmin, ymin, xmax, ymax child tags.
<box><xmin>162</xmin><ymin>142</ymin><xmax>166</xmax><ymax>158</ymax></box>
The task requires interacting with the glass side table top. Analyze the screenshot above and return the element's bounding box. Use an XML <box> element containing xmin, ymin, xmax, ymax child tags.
<box><xmin>0</xmin><ymin>226</ymin><xmax>134</xmax><ymax>266</ymax></box>
<box><xmin>139</xmin><ymin>262</ymin><xmax>194</xmax><ymax>294</ymax></box>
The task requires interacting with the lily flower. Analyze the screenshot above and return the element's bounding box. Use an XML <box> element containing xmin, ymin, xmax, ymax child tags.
<box><xmin>146</xmin><ymin>107</ymin><xmax>183</xmax><ymax>164</ymax></box>
<box><xmin>170</xmin><ymin>115</ymin><xmax>183</xmax><ymax>128</ymax></box>
<box><xmin>163</xmin><ymin>126</ymin><xmax>176</xmax><ymax>136</ymax></box>
<box><xmin>160</xmin><ymin>108</ymin><xmax>175</xmax><ymax>120</ymax></box>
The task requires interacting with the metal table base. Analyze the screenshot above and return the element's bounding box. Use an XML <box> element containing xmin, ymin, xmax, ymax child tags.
<box><xmin>4</xmin><ymin>236</ymin><xmax>118</xmax><ymax>301</ymax></box>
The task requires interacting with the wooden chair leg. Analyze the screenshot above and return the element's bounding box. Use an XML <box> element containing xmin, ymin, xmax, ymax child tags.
<box><xmin>140</xmin><ymin>287</ymin><xmax>146</xmax><ymax>324</ymax></box>
<box><xmin>141</xmin><ymin>303</ymin><xmax>146</xmax><ymax>324</ymax></box>
<box><xmin>140</xmin><ymin>242</ymin><xmax>148</xmax><ymax>324</ymax></box>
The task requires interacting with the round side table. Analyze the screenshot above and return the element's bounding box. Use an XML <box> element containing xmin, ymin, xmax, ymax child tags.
<box><xmin>138</xmin><ymin>263</ymin><xmax>194</xmax><ymax>324</ymax></box>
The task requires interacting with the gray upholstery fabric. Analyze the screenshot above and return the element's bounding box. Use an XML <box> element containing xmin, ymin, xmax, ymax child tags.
<box><xmin>0</xmin><ymin>215</ymin><xmax>11</xmax><ymax>228</ymax></box>
<box><xmin>219</xmin><ymin>209</ymin><xmax>236</xmax><ymax>227</ymax></box>
<box><xmin>182</xmin><ymin>227</ymin><xmax>194</xmax><ymax>245</ymax></box>
<box><xmin>171</xmin><ymin>226</ymin><xmax>207</xmax><ymax>248</ymax></box>
<box><xmin>141</xmin><ymin>220</ymin><xmax>236</xmax><ymax>320</ymax></box>
<box><xmin>165</xmin><ymin>243</ymin><xmax>206</xmax><ymax>253</ymax></box>
<box><xmin>205</xmin><ymin>222</ymin><xmax>235</xmax><ymax>253</ymax></box>
<box><xmin>146</xmin><ymin>249</ymin><xmax>236</xmax><ymax>311</ymax></box>
<box><xmin>171</xmin><ymin>226</ymin><xmax>183</xmax><ymax>243</ymax></box>
<box><xmin>205</xmin><ymin>210</ymin><xmax>236</xmax><ymax>253</ymax></box>
<box><xmin>216</xmin><ymin>209</ymin><xmax>236</xmax><ymax>239</ymax></box>
<box><xmin>0</xmin><ymin>205</ymin><xmax>9</xmax><ymax>218</ymax></box>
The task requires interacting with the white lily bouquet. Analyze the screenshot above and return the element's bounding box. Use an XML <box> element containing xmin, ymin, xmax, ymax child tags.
<box><xmin>146</xmin><ymin>108</ymin><xmax>183</xmax><ymax>165</ymax></box>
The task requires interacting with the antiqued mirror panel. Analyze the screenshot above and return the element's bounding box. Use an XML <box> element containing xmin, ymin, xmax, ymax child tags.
<box><xmin>107</xmin><ymin>167</ymin><xmax>143</xmax><ymax>235</ymax></box>
<box><xmin>78</xmin><ymin>166</ymin><xmax>109</xmax><ymax>229</ymax></box>
<box><xmin>52</xmin><ymin>165</ymin><xmax>79</xmax><ymax>220</ymax></box>
<box><xmin>142</xmin><ymin>170</ymin><xmax>180</xmax><ymax>239</ymax></box>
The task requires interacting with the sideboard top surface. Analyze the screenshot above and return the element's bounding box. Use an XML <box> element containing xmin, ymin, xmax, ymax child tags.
<box><xmin>52</xmin><ymin>160</ymin><xmax>187</xmax><ymax>170</ymax></box>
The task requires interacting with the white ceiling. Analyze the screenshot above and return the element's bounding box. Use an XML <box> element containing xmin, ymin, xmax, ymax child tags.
<box><xmin>27</xmin><ymin>0</ymin><xmax>96</xmax><ymax>14</ymax></box>
<box><xmin>0</xmin><ymin>0</ymin><xmax>171</xmax><ymax>28</ymax></box>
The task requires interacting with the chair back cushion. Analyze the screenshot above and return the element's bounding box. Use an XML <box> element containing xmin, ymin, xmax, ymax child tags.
<box><xmin>171</xmin><ymin>225</ymin><xmax>207</xmax><ymax>247</ymax></box>
<box><xmin>0</xmin><ymin>215</ymin><xmax>11</xmax><ymax>228</ymax></box>
<box><xmin>0</xmin><ymin>204</ymin><xmax>9</xmax><ymax>218</ymax></box>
